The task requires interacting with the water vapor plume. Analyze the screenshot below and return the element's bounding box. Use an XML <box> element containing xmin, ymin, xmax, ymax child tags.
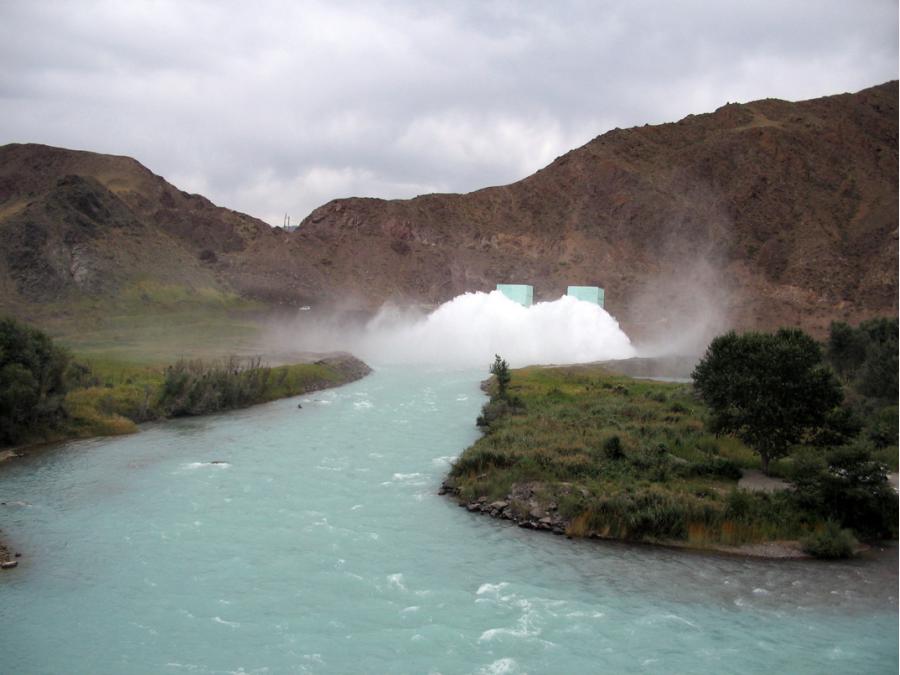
<box><xmin>273</xmin><ymin>291</ymin><xmax>635</xmax><ymax>368</ymax></box>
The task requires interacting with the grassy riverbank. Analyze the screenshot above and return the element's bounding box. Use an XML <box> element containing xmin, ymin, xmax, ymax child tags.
<box><xmin>443</xmin><ymin>364</ymin><xmax>897</xmax><ymax>554</ymax></box>
<box><xmin>0</xmin><ymin>314</ymin><xmax>371</xmax><ymax>453</ymax></box>
<box><xmin>60</xmin><ymin>354</ymin><xmax>371</xmax><ymax>441</ymax></box>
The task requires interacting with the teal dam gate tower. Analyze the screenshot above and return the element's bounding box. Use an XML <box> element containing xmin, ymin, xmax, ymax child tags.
<box><xmin>495</xmin><ymin>284</ymin><xmax>605</xmax><ymax>308</ymax></box>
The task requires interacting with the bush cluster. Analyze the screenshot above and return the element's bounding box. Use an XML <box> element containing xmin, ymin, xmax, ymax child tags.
<box><xmin>0</xmin><ymin>318</ymin><xmax>71</xmax><ymax>445</ymax></box>
<box><xmin>802</xmin><ymin>522</ymin><xmax>858</xmax><ymax>559</ymax></box>
<box><xmin>159</xmin><ymin>356</ymin><xmax>275</xmax><ymax>416</ymax></box>
<box><xmin>791</xmin><ymin>444</ymin><xmax>897</xmax><ymax>538</ymax></box>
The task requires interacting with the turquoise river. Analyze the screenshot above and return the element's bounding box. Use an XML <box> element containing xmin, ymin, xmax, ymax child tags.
<box><xmin>1</xmin><ymin>367</ymin><xmax>897</xmax><ymax>674</ymax></box>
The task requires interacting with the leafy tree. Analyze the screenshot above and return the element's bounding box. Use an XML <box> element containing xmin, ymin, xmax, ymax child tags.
<box><xmin>490</xmin><ymin>354</ymin><xmax>511</xmax><ymax>400</ymax></box>
<box><xmin>827</xmin><ymin>321</ymin><xmax>868</xmax><ymax>378</ymax></box>
<box><xmin>0</xmin><ymin>317</ymin><xmax>71</xmax><ymax>445</ymax></box>
<box><xmin>827</xmin><ymin>318</ymin><xmax>898</xmax><ymax>400</ymax></box>
<box><xmin>691</xmin><ymin>329</ymin><xmax>842</xmax><ymax>474</ymax></box>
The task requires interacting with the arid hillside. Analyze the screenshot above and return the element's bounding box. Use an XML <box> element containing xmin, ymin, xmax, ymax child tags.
<box><xmin>0</xmin><ymin>81</ymin><xmax>896</xmax><ymax>346</ymax></box>
<box><xmin>295</xmin><ymin>81</ymin><xmax>898</xmax><ymax>344</ymax></box>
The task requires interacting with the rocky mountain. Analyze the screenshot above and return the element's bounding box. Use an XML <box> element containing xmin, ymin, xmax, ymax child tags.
<box><xmin>0</xmin><ymin>143</ymin><xmax>316</xmax><ymax>318</ymax></box>
<box><xmin>296</xmin><ymin>81</ymin><xmax>898</xmax><ymax>344</ymax></box>
<box><xmin>0</xmin><ymin>81</ymin><xmax>896</xmax><ymax>346</ymax></box>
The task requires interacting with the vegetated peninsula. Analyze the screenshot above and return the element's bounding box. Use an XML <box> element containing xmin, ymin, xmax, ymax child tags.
<box><xmin>442</xmin><ymin>324</ymin><xmax>898</xmax><ymax>559</ymax></box>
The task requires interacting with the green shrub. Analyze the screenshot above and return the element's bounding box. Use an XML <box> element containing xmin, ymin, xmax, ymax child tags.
<box><xmin>159</xmin><ymin>356</ymin><xmax>272</xmax><ymax>416</ymax></box>
<box><xmin>802</xmin><ymin>521</ymin><xmax>858</xmax><ymax>559</ymax></box>
<box><xmin>791</xmin><ymin>443</ymin><xmax>898</xmax><ymax>538</ymax></box>
<box><xmin>584</xmin><ymin>489</ymin><xmax>719</xmax><ymax>541</ymax></box>
<box><xmin>867</xmin><ymin>405</ymin><xmax>898</xmax><ymax>449</ymax></box>
<box><xmin>827</xmin><ymin>318</ymin><xmax>898</xmax><ymax>402</ymax></box>
<box><xmin>603</xmin><ymin>435</ymin><xmax>625</xmax><ymax>460</ymax></box>
<box><xmin>451</xmin><ymin>448</ymin><xmax>517</xmax><ymax>476</ymax></box>
<box><xmin>723</xmin><ymin>489</ymin><xmax>754</xmax><ymax>519</ymax></box>
<box><xmin>0</xmin><ymin>317</ymin><xmax>71</xmax><ymax>445</ymax></box>
<box><xmin>686</xmin><ymin>456</ymin><xmax>743</xmax><ymax>480</ymax></box>
<box><xmin>476</xmin><ymin>399</ymin><xmax>512</xmax><ymax>428</ymax></box>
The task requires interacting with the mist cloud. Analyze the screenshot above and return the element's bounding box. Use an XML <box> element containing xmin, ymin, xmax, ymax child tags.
<box><xmin>275</xmin><ymin>291</ymin><xmax>636</xmax><ymax>368</ymax></box>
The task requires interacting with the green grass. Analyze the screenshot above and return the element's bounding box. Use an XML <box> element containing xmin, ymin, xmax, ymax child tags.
<box><xmin>14</xmin><ymin>280</ymin><xmax>269</xmax><ymax>364</ymax></box>
<box><xmin>55</xmin><ymin>355</ymin><xmax>359</xmax><ymax>442</ymax></box>
<box><xmin>449</xmin><ymin>365</ymin><xmax>837</xmax><ymax>548</ymax></box>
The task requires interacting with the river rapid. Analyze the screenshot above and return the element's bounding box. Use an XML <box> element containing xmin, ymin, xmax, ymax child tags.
<box><xmin>0</xmin><ymin>367</ymin><xmax>897</xmax><ymax>674</ymax></box>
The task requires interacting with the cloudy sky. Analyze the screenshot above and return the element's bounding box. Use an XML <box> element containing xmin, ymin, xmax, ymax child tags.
<box><xmin>1</xmin><ymin>1</ymin><xmax>896</xmax><ymax>225</ymax></box>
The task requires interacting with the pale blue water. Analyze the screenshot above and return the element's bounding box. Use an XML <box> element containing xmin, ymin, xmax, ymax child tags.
<box><xmin>1</xmin><ymin>367</ymin><xmax>897</xmax><ymax>674</ymax></box>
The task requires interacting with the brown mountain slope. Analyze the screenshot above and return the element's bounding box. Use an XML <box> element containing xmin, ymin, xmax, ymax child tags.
<box><xmin>0</xmin><ymin>81</ymin><xmax>896</xmax><ymax>347</ymax></box>
<box><xmin>294</xmin><ymin>81</ymin><xmax>898</xmax><ymax>343</ymax></box>
<box><xmin>0</xmin><ymin>143</ymin><xmax>320</xmax><ymax>319</ymax></box>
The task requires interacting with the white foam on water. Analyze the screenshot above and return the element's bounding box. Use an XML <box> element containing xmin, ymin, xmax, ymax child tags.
<box><xmin>477</xmin><ymin>582</ymin><xmax>510</xmax><ymax>597</ymax></box>
<box><xmin>477</xmin><ymin>657</ymin><xmax>520</xmax><ymax>675</ymax></box>
<box><xmin>387</xmin><ymin>573</ymin><xmax>407</xmax><ymax>591</ymax></box>
<box><xmin>179</xmin><ymin>462</ymin><xmax>230</xmax><ymax>471</ymax></box>
<box><xmin>392</xmin><ymin>472</ymin><xmax>426</xmax><ymax>484</ymax></box>
<box><xmin>212</xmin><ymin>616</ymin><xmax>241</xmax><ymax>628</ymax></box>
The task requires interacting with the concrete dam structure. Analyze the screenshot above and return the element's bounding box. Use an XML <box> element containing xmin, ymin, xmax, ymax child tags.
<box><xmin>566</xmin><ymin>286</ymin><xmax>605</xmax><ymax>308</ymax></box>
<box><xmin>495</xmin><ymin>284</ymin><xmax>605</xmax><ymax>308</ymax></box>
<box><xmin>495</xmin><ymin>284</ymin><xmax>534</xmax><ymax>307</ymax></box>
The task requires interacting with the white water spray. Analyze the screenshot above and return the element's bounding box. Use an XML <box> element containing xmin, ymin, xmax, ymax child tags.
<box><xmin>326</xmin><ymin>291</ymin><xmax>636</xmax><ymax>367</ymax></box>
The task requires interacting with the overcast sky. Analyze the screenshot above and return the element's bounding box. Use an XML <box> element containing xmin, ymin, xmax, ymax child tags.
<box><xmin>1</xmin><ymin>1</ymin><xmax>896</xmax><ymax>225</ymax></box>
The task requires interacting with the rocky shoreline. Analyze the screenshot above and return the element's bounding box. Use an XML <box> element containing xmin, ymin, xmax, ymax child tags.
<box><xmin>440</xmin><ymin>480</ymin><xmax>570</xmax><ymax>535</ymax></box>
<box><xmin>439</xmin><ymin>479</ymin><xmax>812</xmax><ymax>559</ymax></box>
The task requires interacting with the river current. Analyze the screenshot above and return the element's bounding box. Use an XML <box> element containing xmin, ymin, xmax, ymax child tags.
<box><xmin>1</xmin><ymin>367</ymin><xmax>897</xmax><ymax>674</ymax></box>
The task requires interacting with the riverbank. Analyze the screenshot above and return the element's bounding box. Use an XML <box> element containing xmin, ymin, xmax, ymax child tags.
<box><xmin>440</xmin><ymin>481</ymin><xmax>811</xmax><ymax>558</ymax></box>
<box><xmin>1</xmin><ymin>352</ymin><xmax>371</xmax><ymax>463</ymax></box>
<box><xmin>441</xmin><ymin>363</ymin><xmax>898</xmax><ymax>558</ymax></box>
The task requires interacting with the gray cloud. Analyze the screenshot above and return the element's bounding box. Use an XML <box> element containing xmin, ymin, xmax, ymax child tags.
<box><xmin>1</xmin><ymin>0</ymin><xmax>896</xmax><ymax>224</ymax></box>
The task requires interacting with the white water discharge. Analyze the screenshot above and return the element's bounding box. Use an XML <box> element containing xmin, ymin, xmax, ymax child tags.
<box><xmin>297</xmin><ymin>291</ymin><xmax>635</xmax><ymax>367</ymax></box>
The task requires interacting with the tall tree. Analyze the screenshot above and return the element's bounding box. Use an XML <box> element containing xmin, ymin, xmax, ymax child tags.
<box><xmin>692</xmin><ymin>329</ymin><xmax>842</xmax><ymax>474</ymax></box>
